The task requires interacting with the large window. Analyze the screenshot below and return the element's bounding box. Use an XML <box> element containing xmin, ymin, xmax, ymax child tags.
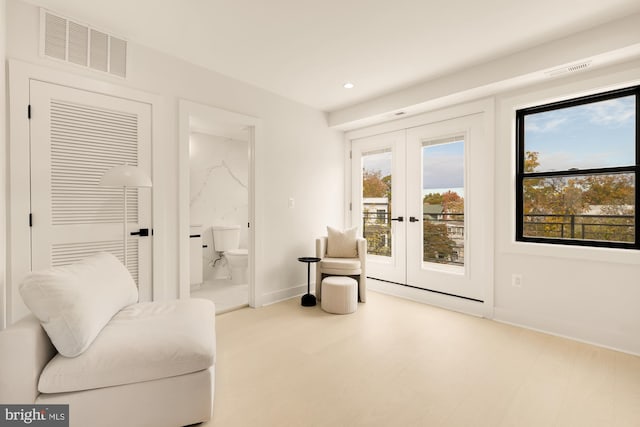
<box><xmin>516</xmin><ymin>86</ymin><xmax>639</xmax><ymax>249</ymax></box>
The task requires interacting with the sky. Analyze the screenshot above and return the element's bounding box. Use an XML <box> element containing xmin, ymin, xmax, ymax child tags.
<box><xmin>422</xmin><ymin>141</ymin><xmax>464</xmax><ymax>194</ymax></box>
<box><xmin>362</xmin><ymin>140</ymin><xmax>465</xmax><ymax>198</ymax></box>
<box><xmin>524</xmin><ymin>95</ymin><xmax>635</xmax><ymax>171</ymax></box>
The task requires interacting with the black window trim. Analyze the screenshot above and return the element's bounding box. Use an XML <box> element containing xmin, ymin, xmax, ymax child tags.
<box><xmin>516</xmin><ymin>84</ymin><xmax>640</xmax><ymax>250</ymax></box>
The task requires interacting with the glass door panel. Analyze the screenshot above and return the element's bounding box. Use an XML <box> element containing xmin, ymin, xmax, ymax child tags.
<box><xmin>352</xmin><ymin>130</ymin><xmax>406</xmax><ymax>284</ymax></box>
<box><xmin>362</xmin><ymin>149</ymin><xmax>393</xmax><ymax>257</ymax></box>
<box><xmin>406</xmin><ymin>113</ymin><xmax>490</xmax><ymax>301</ymax></box>
<box><xmin>422</xmin><ymin>135</ymin><xmax>465</xmax><ymax>269</ymax></box>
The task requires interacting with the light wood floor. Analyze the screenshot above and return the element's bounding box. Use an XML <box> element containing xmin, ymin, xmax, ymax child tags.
<box><xmin>202</xmin><ymin>291</ymin><xmax>640</xmax><ymax>427</ymax></box>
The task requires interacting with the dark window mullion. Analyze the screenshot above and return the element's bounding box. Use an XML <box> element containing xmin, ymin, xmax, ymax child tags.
<box><xmin>635</xmin><ymin>90</ymin><xmax>639</xmax><ymax>246</ymax></box>
<box><xmin>523</xmin><ymin>165</ymin><xmax>636</xmax><ymax>179</ymax></box>
<box><xmin>516</xmin><ymin>109</ymin><xmax>525</xmax><ymax>241</ymax></box>
<box><xmin>516</xmin><ymin>85</ymin><xmax>639</xmax><ymax>249</ymax></box>
<box><xmin>523</xmin><ymin>86</ymin><xmax>639</xmax><ymax>116</ymax></box>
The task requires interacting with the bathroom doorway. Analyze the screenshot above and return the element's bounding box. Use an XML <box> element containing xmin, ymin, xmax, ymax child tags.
<box><xmin>178</xmin><ymin>101</ymin><xmax>261</xmax><ymax>313</ymax></box>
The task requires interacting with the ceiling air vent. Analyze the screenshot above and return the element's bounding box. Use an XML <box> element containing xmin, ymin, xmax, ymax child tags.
<box><xmin>545</xmin><ymin>61</ymin><xmax>592</xmax><ymax>78</ymax></box>
<box><xmin>40</xmin><ymin>9</ymin><xmax>127</xmax><ymax>78</ymax></box>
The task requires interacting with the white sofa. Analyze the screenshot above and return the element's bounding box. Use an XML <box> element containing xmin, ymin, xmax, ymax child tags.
<box><xmin>0</xmin><ymin>253</ymin><xmax>216</xmax><ymax>427</ymax></box>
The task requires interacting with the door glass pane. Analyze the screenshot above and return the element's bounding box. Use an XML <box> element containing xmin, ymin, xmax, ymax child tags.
<box><xmin>523</xmin><ymin>172</ymin><xmax>635</xmax><ymax>243</ymax></box>
<box><xmin>422</xmin><ymin>136</ymin><xmax>465</xmax><ymax>266</ymax></box>
<box><xmin>362</xmin><ymin>149</ymin><xmax>392</xmax><ymax>257</ymax></box>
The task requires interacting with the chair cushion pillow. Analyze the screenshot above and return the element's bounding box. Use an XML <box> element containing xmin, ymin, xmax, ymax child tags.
<box><xmin>38</xmin><ymin>299</ymin><xmax>216</xmax><ymax>393</ymax></box>
<box><xmin>320</xmin><ymin>258</ymin><xmax>361</xmax><ymax>270</ymax></box>
<box><xmin>19</xmin><ymin>252</ymin><xmax>138</xmax><ymax>357</ymax></box>
<box><xmin>326</xmin><ymin>226</ymin><xmax>358</xmax><ymax>258</ymax></box>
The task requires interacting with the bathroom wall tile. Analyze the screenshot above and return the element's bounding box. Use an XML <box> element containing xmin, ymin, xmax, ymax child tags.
<box><xmin>190</xmin><ymin>132</ymin><xmax>248</xmax><ymax>280</ymax></box>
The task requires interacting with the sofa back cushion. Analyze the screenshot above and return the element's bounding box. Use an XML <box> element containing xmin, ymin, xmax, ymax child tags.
<box><xmin>19</xmin><ymin>252</ymin><xmax>138</xmax><ymax>357</ymax></box>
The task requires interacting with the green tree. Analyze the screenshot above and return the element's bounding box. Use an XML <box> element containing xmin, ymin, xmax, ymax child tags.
<box><xmin>423</xmin><ymin>220</ymin><xmax>455</xmax><ymax>262</ymax></box>
<box><xmin>583</xmin><ymin>174</ymin><xmax>634</xmax><ymax>213</ymax></box>
<box><xmin>522</xmin><ymin>151</ymin><xmax>634</xmax><ymax>242</ymax></box>
<box><xmin>423</xmin><ymin>191</ymin><xmax>464</xmax><ymax>213</ymax></box>
<box><xmin>363</xmin><ymin>169</ymin><xmax>390</xmax><ymax>198</ymax></box>
<box><xmin>442</xmin><ymin>191</ymin><xmax>464</xmax><ymax>214</ymax></box>
<box><xmin>423</xmin><ymin>192</ymin><xmax>443</xmax><ymax>205</ymax></box>
<box><xmin>381</xmin><ymin>175</ymin><xmax>392</xmax><ymax>200</ymax></box>
<box><xmin>362</xmin><ymin>169</ymin><xmax>392</xmax><ymax>256</ymax></box>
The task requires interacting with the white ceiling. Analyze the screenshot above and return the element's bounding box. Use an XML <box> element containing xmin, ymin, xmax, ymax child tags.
<box><xmin>26</xmin><ymin>0</ymin><xmax>640</xmax><ymax>112</ymax></box>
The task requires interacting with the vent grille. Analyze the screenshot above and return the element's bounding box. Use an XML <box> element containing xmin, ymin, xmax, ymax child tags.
<box><xmin>68</xmin><ymin>21</ymin><xmax>89</xmax><ymax>66</ymax></box>
<box><xmin>44</xmin><ymin>12</ymin><xmax>66</xmax><ymax>60</ymax></box>
<box><xmin>41</xmin><ymin>9</ymin><xmax>127</xmax><ymax>78</ymax></box>
<box><xmin>545</xmin><ymin>61</ymin><xmax>592</xmax><ymax>78</ymax></box>
<box><xmin>90</xmin><ymin>29</ymin><xmax>109</xmax><ymax>72</ymax></box>
<box><xmin>50</xmin><ymin>99</ymin><xmax>139</xmax><ymax>225</ymax></box>
<box><xmin>109</xmin><ymin>37</ymin><xmax>127</xmax><ymax>78</ymax></box>
<box><xmin>567</xmin><ymin>62</ymin><xmax>590</xmax><ymax>72</ymax></box>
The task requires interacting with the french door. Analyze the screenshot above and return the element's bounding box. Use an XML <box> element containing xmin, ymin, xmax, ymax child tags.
<box><xmin>352</xmin><ymin>113</ymin><xmax>491</xmax><ymax>302</ymax></box>
<box><xmin>351</xmin><ymin>130</ymin><xmax>406</xmax><ymax>283</ymax></box>
<box><xmin>29</xmin><ymin>80</ymin><xmax>153</xmax><ymax>300</ymax></box>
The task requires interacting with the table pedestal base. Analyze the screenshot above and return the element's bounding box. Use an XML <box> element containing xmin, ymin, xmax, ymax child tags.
<box><xmin>301</xmin><ymin>293</ymin><xmax>317</xmax><ymax>307</ymax></box>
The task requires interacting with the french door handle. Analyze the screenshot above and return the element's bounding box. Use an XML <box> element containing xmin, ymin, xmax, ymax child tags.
<box><xmin>390</xmin><ymin>216</ymin><xmax>404</xmax><ymax>222</ymax></box>
<box><xmin>130</xmin><ymin>228</ymin><xmax>150</xmax><ymax>237</ymax></box>
<box><xmin>409</xmin><ymin>216</ymin><xmax>420</xmax><ymax>222</ymax></box>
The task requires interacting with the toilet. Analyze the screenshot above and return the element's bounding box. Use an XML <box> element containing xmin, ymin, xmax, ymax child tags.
<box><xmin>212</xmin><ymin>225</ymin><xmax>249</xmax><ymax>285</ymax></box>
<box><xmin>225</xmin><ymin>248</ymin><xmax>249</xmax><ymax>285</ymax></box>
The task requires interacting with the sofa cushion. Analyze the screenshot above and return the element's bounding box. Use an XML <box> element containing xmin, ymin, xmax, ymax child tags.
<box><xmin>326</xmin><ymin>226</ymin><xmax>358</xmax><ymax>258</ymax></box>
<box><xmin>19</xmin><ymin>252</ymin><xmax>138</xmax><ymax>358</ymax></box>
<box><xmin>38</xmin><ymin>298</ymin><xmax>216</xmax><ymax>393</ymax></box>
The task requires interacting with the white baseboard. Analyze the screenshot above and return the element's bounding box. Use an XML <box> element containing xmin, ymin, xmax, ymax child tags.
<box><xmin>493</xmin><ymin>307</ymin><xmax>640</xmax><ymax>357</ymax></box>
<box><xmin>368</xmin><ymin>279</ymin><xmax>489</xmax><ymax>318</ymax></box>
<box><xmin>260</xmin><ymin>283</ymin><xmax>307</xmax><ymax>306</ymax></box>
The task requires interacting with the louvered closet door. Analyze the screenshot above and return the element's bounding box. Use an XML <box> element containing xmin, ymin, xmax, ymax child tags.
<box><xmin>30</xmin><ymin>81</ymin><xmax>153</xmax><ymax>300</ymax></box>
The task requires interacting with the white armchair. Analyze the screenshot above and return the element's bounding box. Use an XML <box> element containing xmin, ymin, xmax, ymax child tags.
<box><xmin>315</xmin><ymin>236</ymin><xmax>367</xmax><ymax>303</ymax></box>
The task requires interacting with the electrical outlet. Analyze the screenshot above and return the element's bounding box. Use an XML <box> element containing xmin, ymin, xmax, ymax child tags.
<box><xmin>512</xmin><ymin>274</ymin><xmax>522</xmax><ymax>288</ymax></box>
<box><xmin>288</xmin><ymin>197</ymin><xmax>295</xmax><ymax>208</ymax></box>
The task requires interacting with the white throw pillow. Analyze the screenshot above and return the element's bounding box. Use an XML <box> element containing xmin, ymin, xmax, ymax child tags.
<box><xmin>19</xmin><ymin>252</ymin><xmax>138</xmax><ymax>357</ymax></box>
<box><xmin>326</xmin><ymin>226</ymin><xmax>358</xmax><ymax>258</ymax></box>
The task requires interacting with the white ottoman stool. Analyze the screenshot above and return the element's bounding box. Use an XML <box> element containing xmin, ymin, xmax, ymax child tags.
<box><xmin>321</xmin><ymin>276</ymin><xmax>358</xmax><ymax>314</ymax></box>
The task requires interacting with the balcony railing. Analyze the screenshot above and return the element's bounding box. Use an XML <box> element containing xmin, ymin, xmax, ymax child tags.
<box><xmin>362</xmin><ymin>211</ymin><xmax>465</xmax><ymax>265</ymax></box>
<box><xmin>423</xmin><ymin>213</ymin><xmax>464</xmax><ymax>266</ymax></box>
<box><xmin>523</xmin><ymin>213</ymin><xmax>635</xmax><ymax>242</ymax></box>
<box><xmin>362</xmin><ymin>211</ymin><xmax>392</xmax><ymax>257</ymax></box>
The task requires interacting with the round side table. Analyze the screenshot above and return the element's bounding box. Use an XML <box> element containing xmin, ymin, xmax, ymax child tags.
<box><xmin>298</xmin><ymin>257</ymin><xmax>321</xmax><ymax>307</ymax></box>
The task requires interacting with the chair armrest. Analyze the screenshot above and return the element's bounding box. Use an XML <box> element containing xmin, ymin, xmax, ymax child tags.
<box><xmin>0</xmin><ymin>315</ymin><xmax>57</xmax><ymax>403</ymax></box>
<box><xmin>356</xmin><ymin>238</ymin><xmax>367</xmax><ymax>261</ymax></box>
<box><xmin>316</xmin><ymin>237</ymin><xmax>327</xmax><ymax>259</ymax></box>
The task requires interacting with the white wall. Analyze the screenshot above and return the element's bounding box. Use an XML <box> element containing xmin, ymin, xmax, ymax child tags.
<box><xmin>189</xmin><ymin>131</ymin><xmax>248</xmax><ymax>280</ymax></box>
<box><xmin>0</xmin><ymin>0</ymin><xmax>7</xmax><ymax>329</ymax></box>
<box><xmin>493</xmin><ymin>60</ymin><xmax>640</xmax><ymax>355</ymax></box>
<box><xmin>4</xmin><ymin>0</ymin><xmax>344</xmax><ymax>314</ymax></box>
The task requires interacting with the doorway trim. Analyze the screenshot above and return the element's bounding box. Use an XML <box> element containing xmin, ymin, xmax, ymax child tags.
<box><xmin>178</xmin><ymin>100</ymin><xmax>262</xmax><ymax>307</ymax></box>
<box><xmin>7</xmin><ymin>59</ymin><xmax>166</xmax><ymax>324</ymax></box>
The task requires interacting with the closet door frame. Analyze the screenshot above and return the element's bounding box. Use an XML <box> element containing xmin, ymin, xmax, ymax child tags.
<box><xmin>7</xmin><ymin>59</ymin><xmax>166</xmax><ymax>323</ymax></box>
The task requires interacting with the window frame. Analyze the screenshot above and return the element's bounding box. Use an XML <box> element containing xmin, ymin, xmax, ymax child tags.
<box><xmin>515</xmin><ymin>85</ymin><xmax>640</xmax><ymax>250</ymax></box>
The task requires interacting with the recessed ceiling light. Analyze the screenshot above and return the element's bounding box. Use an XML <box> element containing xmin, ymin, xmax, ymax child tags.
<box><xmin>343</xmin><ymin>82</ymin><xmax>354</xmax><ymax>89</ymax></box>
